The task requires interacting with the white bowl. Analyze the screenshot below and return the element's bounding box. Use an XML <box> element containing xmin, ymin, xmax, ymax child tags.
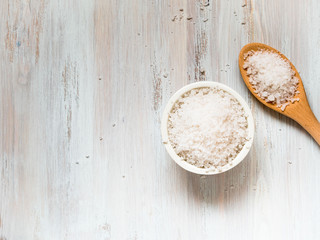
<box><xmin>161</xmin><ymin>81</ymin><xmax>255</xmax><ymax>175</ymax></box>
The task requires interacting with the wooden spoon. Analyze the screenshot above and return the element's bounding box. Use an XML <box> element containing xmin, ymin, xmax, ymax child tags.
<box><xmin>239</xmin><ymin>42</ymin><xmax>320</xmax><ymax>145</ymax></box>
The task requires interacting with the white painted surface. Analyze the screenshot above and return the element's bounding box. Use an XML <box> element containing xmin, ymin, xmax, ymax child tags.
<box><xmin>0</xmin><ymin>0</ymin><xmax>320</xmax><ymax>239</ymax></box>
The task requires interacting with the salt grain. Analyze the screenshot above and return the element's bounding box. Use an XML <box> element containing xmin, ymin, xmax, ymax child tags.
<box><xmin>168</xmin><ymin>87</ymin><xmax>249</xmax><ymax>169</ymax></box>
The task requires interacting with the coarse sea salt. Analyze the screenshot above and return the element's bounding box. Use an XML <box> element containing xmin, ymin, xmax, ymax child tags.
<box><xmin>243</xmin><ymin>50</ymin><xmax>299</xmax><ymax>111</ymax></box>
<box><xmin>167</xmin><ymin>87</ymin><xmax>249</xmax><ymax>169</ymax></box>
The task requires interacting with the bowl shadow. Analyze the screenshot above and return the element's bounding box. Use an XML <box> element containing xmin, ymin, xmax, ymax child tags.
<box><xmin>171</xmin><ymin>148</ymin><xmax>259</xmax><ymax>208</ymax></box>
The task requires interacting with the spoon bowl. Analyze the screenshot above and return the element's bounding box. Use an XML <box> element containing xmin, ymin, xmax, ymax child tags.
<box><xmin>239</xmin><ymin>42</ymin><xmax>320</xmax><ymax>145</ymax></box>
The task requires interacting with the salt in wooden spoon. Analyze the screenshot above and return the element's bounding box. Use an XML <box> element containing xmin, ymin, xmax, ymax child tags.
<box><xmin>239</xmin><ymin>42</ymin><xmax>320</xmax><ymax>145</ymax></box>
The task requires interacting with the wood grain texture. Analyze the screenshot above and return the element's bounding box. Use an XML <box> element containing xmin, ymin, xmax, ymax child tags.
<box><xmin>0</xmin><ymin>0</ymin><xmax>320</xmax><ymax>239</ymax></box>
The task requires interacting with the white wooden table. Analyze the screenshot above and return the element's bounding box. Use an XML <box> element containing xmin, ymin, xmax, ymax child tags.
<box><xmin>1</xmin><ymin>0</ymin><xmax>320</xmax><ymax>239</ymax></box>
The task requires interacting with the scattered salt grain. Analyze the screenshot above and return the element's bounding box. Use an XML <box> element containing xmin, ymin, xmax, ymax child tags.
<box><xmin>243</xmin><ymin>50</ymin><xmax>299</xmax><ymax>111</ymax></box>
<box><xmin>168</xmin><ymin>87</ymin><xmax>249</xmax><ymax>169</ymax></box>
<box><xmin>203</xmin><ymin>1</ymin><xmax>209</xmax><ymax>6</ymax></box>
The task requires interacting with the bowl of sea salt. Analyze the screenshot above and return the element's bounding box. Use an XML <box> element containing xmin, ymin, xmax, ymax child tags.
<box><xmin>161</xmin><ymin>81</ymin><xmax>254</xmax><ymax>175</ymax></box>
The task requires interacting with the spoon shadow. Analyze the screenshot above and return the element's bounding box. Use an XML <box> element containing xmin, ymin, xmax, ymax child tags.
<box><xmin>252</xmin><ymin>93</ymin><xmax>320</xmax><ymax>149</ymax></box>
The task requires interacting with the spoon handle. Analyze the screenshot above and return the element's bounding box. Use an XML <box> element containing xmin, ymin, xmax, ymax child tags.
<box><xmin>304</xmin><ymin>117</ymin><xmax>320</xmax><ymax>146</ymax></box>
<box><xmin>295</xmin><ymin>111</ymin><xmax>320</xmax><ymax>146</ymax></box>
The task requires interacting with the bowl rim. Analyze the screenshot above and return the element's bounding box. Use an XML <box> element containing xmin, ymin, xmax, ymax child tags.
<box><xmin>161</xmin><ymin>81</ymin><xmax>255</xmax><ymax>175</ymax></box>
